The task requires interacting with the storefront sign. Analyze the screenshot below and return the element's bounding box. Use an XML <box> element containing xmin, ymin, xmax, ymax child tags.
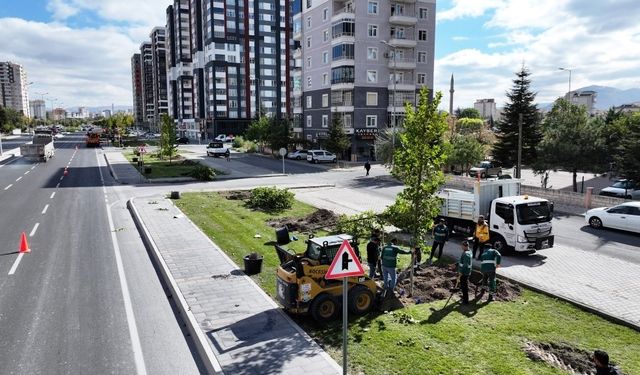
<box><xmin>354</xmin><ymin>128</ymin><xmax>379</xmax><ymax>140</ymax></box>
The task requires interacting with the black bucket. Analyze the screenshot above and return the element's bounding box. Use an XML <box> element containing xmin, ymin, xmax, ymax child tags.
<box><xmin>243</xmin><ymin>255</ymin><xmax>264</xmax><ymax>275</ymax></box>
<box><xmin>275</xmin><ymin>226</ymin><xmax>290</xmax><ymax>245</ymax></box>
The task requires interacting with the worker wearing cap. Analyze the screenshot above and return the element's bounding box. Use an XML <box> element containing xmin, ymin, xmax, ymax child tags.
<box><xmin>479</xmin><ymin>243</ymin><xmax>501</xmax><ymax>301</ymax></box>
<box><xmin>456</xmin><ymin>241</ymin><xmax>473</xmax><ymax>304</ymax></box>
<box><xmin>380</xmin><ymin>238</ymin><xmax>412</xmax><ymax>296</ymax></box>
<box><xmin>473</xmin><ymin>215</ymin><xmax>490</xmax><ymax>260</ymax></box>
<box><xmin>428</xmin><ymin>218</ymin><xmax>449</xmax><ymax>265</ymax></box>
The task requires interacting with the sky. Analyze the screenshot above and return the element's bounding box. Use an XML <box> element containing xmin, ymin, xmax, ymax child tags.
<box><xmin>1</xmin><ymin>0</ymin><xmax>640</xmax><ymax>110</ymax></box>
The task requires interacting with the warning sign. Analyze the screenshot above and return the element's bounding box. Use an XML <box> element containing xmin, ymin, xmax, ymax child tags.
<box><xmin>325</xmin><ymin>240</ymin><xmax>365</xmax><ymax>279</ymax></box>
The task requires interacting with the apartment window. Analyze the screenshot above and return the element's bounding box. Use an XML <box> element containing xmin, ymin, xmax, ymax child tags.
<box><xmin>366</xmin><ymin>92</ymin><xmax>378</xmax><ymax>106</ymax></box>
<box><xmin>344</xmin><ymin>114</ymin><xmax>352</xmax><ymax>128</ymax></box>
<box><xmin>366</xmin><ymin>70</ymin><xmax>377</xmax><ymax>83</ymax></box>
<box><xmin>368</xmin><ymin>1</ymin><xmax>378</xmax><ymax>14</ymax></box>
<box><xmin>307</xmin><ymin>76</ymin><xmax>312</xmax><ymax>87</ymax></box>
<box><xmin>322</xmin><ymin>94</ymin><xmax>329</xmax><ymax>107</ymax></box>
<box><xmin>323</xmin><ymin>8</ymin><xmax>328</xmax><ymax>21</ymax></box>
<box><xmin>366</xmin><ymin>115</ymin><xmax>377</xmax><ymax>128</ymax></box>
<box><xmin>323</xmin><ymin>51</ymin><xmax>329</xmax><ymax>64</ymax></box>
<box><xmin>307</xmin><ymin>17</ymin><xmax>311</xmax><ymax>28</ymax></box>
<box><xmin>417</xmin><ymin>73</ymin><xmax>427</xmax><ymax>85</ymax></box>
<box><xmin>391</xmin><ymin>4</ymin><xmax>404</xmax><ymax>16</ymax></box>
<box><xmin>417</xmin><ymin>52</ymin><xmax>427</xmax><ymax>63</ymax></box>
<box><xmin>419</xmin><ymin>8</ymin><xmax>428</xmax><ymax>19</ymax></box>
<box><xmin>418</xmin><ymin>30</ymin><xmax>427</xmax><ymax>41</ymax></box>
<box><xmin>306</xmin><ymin>57</ymin><xmax>311</xmax><ymax>67</ymax></box>
<box><xmin>368</xmin><ymin>24</ymin><xmax>378</xmax><ymax>37</ymax></box>
<box><xmin>322</xmin><ymin>115</ymin><xmax>328</xmax><ymax>127</ymax></box>
<box><xmin>306</xmin><ymin>115</ymin><xmax>312</xmax><ymax>127</ymax></box>
<box><xmin>306</xmin><ymin>37</ymin><xmax>311</xmax><ymax>48</ymax></box>
<box><xmin>367</xmin><ymin>47</ymin><xmax>378</xmax><ymax>60</ymax></box>
<box><xmin>323</xmin><ymin>30</ymin><xmax>329</xmax><ymax>42</ymax></box>
<box><xmin>323</xmin><ymin>73</ymin><xmax>328</xmax><ymax>85</ymax></box>
<box><xmin>307</xmin><ymin>95</ymin><xmax>313</xmax><ymax>108</ymax></box>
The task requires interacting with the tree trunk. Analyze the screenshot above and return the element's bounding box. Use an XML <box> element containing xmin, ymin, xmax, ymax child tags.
<box><xmin>572</xmin><ymin>168</ymin><xmax>578</xmax><ymax>192</ymax></box>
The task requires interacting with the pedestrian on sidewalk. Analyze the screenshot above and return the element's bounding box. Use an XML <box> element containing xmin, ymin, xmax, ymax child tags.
<box><xmin>593</xmin><ymin>350</ymin><xmax>622</xmax><ymax>375</ymax></box>
<box><xmin>366</xmin><ymin>236</ymin><xmax>381</xmax><ymax>279</ymax></box>
<box><xmin>428</xmin><ymin>219</ymin><xmax>449</xmax><ymax>265</ymax></box>
<box><xmin>225</xmin><ymin>149</ymin><xmax>231</xmax><ymax>162</ymax></box>
<box><xmin>380</xmin><ymin>238</ymin><xmax>412</xmax><ymax>296</ymax></box>
<box><xmin>473</xmin><ymin>216</ymin><xmax>490</xmax><ymax>260</ymax></box>
<box><xmin>456</xmin><ymin>241</ymin><xmax>473</xmax><ymax>304</ymax></box>
<box><xmin>479</xmin><ymin>243</ymin><xmax>501</xmax><ymax>302</ymax></box>
<box><xmin>364</xmin><ymin>161</ymin><xmax>371</xmax><ymax>176</ymax></box>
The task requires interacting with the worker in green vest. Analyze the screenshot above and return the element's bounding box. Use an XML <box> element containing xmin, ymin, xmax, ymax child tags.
<box><xmin>479</xmin><ymin>243</ymin><xmax>501</xmax><ymax>301</ymax></box>
<box><xmin>380</xmin><ymin>238</ymin><xmax>412</xmax><ymax>296</ymax></box>
<box><xmin>456</xmin><ymin>241</ymin><xmax>473</xmax><ymax>304</ymax></box>
<box><xmin>428</xmin><ymin>218</ymin><xmax>449</xmax><ymax>265</ymax></box>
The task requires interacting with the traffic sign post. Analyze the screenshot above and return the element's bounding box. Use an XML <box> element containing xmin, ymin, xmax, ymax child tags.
<box><xmin>278</xmin><ymin>147</ymin><xmax>287</xmax><ymax>174</ymax></box>
<box><xmin>325</xmin><ymin>240</ymin><xmax>364</xmax><ymax>375</ymax></box>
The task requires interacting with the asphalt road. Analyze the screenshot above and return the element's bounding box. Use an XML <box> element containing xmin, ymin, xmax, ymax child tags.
<box><xmin>0</xmin><ymin>135</ymin><xmax>203</xmax><ymax>374</ymax></box>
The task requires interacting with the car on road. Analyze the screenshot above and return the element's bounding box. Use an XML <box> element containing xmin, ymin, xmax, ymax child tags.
<box><xmin>206</xmin><ymin>141</ymin><xmax>230</xmax><ymax>157</ymax></box>
<box><xmin>214</xmin><ymin>134</ymin><xmax>230</xmax><ymax>142</ymax></box>
<box><xmin>468</xmin><ymin>161</ymin><xmax>502</xmax><ymax>178</ymax></box>
<box><xmin>306</xmin><ymin>150</ymin><xmax>337</xmax><ymax>164</ymax></box>
<box><xmin>287</xmin><ymin>149</ymin><xmax>309</xmax><ymax>160</ymax></box>
<box><xmin>176</xmin><ymin>137</ymin><xmax>190</xmax><ymax>144</ymax></box>
<box><xmin>585</xmin><ymin>202</ymin><xmax>640</xmax><ymax>234</ymax></box>
<box><xmin>599</xmin><ymin>179</ymin><xmax>640</xmax><ymax>200</ymax></box>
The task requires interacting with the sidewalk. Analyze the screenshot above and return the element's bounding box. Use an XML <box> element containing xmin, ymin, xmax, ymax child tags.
<box><xmin>0</xmin><ymin>147</ymin><xmax>20</xmax><ymax>162</ymax></box>
<box><xmin>129</xmin><ymin>196</ymin><xmax>342</xmax><ymax>375</ymax></box>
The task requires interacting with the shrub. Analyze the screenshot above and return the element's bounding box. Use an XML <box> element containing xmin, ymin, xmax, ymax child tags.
<box><xmin>232</xmin><ymin>136</ymin><xmax>244</xmax><ymax>148</ymax></box>
<box><xmin>247</xmin><ymin>186</ymin><xmax>294</xmax><ymax>212</ymax></box>
<box><xmin>189</xmin><ymin>164</ymin><xmax>216</xmax><ymax>181</ymax></box>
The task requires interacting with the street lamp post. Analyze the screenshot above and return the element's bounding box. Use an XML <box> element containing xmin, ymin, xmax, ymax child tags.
<box><xmin>558</xmin><ymin>67</ymin><xmax>572</xmax><ymax>102</ymax></box>
<box><xmin>381</xmin><ymin>40</ymin><xmax>397</xmax><ymax>167</ymax></box>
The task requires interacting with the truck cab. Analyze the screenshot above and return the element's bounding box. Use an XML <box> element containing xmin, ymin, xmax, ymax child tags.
<box><xmin>489</xmin><ymin>196</ymin><xmax>554</xmax><ymax>252</ymax></box>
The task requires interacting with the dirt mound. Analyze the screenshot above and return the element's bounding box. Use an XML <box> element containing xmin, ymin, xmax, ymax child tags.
<box><xmin>395</xmin><ymin>264</ymin><xmax>521</xmax><ymax>304</ymax></box>
<box><xmin>267</xmin><ymin>209</ymin><xmax>339</xmax><ymax>233</ymax></box>
<box><xmin>523</xmin><ymin>342</ymin><xmax>599</xmax><ymax>375</ymax></box>
<box><xmin>222</xmin><ymin>190</ymin><xmax>252</xmax><ymax>200</ymax></box>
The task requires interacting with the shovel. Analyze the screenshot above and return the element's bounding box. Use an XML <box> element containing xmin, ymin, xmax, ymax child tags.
<box><xmin>430</xmin><ymin>275</ymin><xmax>461</xmax><ymax>312</ymax></box>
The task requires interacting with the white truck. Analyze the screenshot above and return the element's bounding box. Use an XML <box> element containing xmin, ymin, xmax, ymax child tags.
<box><xmin>438</xmin><ymin>179</ymin><xmax>554</xmax><ymax>253</ymax></box>
<box><xmin>20</xmin><ymin>130</ymin><xmax>55</xmax><ymax>162</ymax></box>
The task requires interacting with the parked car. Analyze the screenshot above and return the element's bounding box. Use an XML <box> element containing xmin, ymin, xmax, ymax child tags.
<box><xmin>599</xmin><ymin>179</ymin><xmax>640</xmax><ymax>200</ymax></box>
<box><xmin>287</xmin><ymin>149</ymin><xmax>309</xmax><ymax>160</ymax></box>
<box><xmin>214</xmin><ymin>134</ymin><xmax>229</xmax><ymax>142</ymax></box>
<box><xmin>206</xmin><ymin>141</ymin><xmax>230</xmax><ymax>157</ymax></box>
<box><xmin>176</xmin><ymin>137</ymin><xmax>190</xmax><ymax>144</ymax></box>
<box><xmin>585</xmin><ymin>202</ymin><xmax>640</xmax><ymax>233</ymax></box>
<box><xmin>468</xmin><ymin>161</ymin><xmax>502</xmax><ymax>178</ymax></box>
<box><xmin>306</xmin><ymin>150</ymin><xmax>337</xmax><ymax>164</ymax></box>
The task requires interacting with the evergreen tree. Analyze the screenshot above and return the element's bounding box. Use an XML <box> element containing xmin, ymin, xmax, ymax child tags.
<box><xmin>324</xmin><ymin>116</ymin><xmax>351</xmax><ymax>159</ymax></box>
<box><xmin>492</xmin><ymin>66</ymin><xmax>542</xmax><ymax>168</ymax></box>
<box><xmin>615</xmin><ymin>112</ymin><xmax>640</xmax><ymax>183</ymax></box>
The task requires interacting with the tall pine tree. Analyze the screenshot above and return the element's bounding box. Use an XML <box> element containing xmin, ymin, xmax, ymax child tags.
<box><xmin>492</xmin><ymin>66</ymin><xmax>542</xmax><ymax>168</ymax></box>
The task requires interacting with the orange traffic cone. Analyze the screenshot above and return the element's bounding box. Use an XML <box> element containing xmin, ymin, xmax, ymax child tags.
<box><xmin>64</xmin><ymin>168</ymin><xmax>69</xmax><ymax>176</ymax></box>
<box><xmin>19</xmin><ymin>232</ymin><xmax>30</xmax><ymax>253</ymax></box>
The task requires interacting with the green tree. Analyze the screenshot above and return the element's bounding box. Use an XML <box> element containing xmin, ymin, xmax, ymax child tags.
<box><xmin>537</xmin><ymin>99</ymin><xmax>606</xmax><ymax>192</ymax></box>
<box><xmin>160</xmin><ymin>114</ymin><xmax>178</xmax><ymax>162</ymax></box>
<box><xmin>614</xmin><ymin>112</ymin><xmax>640</xmax><ymax>183</ymax></box>
<box><xmin>245</xmin><ymin>115</ymin><xmax>270</xmax><ymax>152</ymax></box>
<box><xmin>374</xmin><ymin>127</ymin><xmax>402</xmax><ymax>165</ymax></box>
<box><xmin>385</xmin><ymin>87</ymin><xmax>449</xmax><ymax>248</ymax></box>
<box><xmin>455</xmin><ymin>107</ymin><xmax>482</xmax><ymax>119</ymax></box>
<box><xmin>265</xmin><ymin>117</ymin><xmax>292</xmax><ymax>153</ymax></box>
<box><xmin>448</xmin><ymin>134</ymin><xmax>485</xmax><ymax>175</ymax></box>
<box><xmin>324</xmin><ymin>116</ymin><xmax>351</xmax><ymax>159</ymax></box>
<box><xmin>492</xmin><ymin>66</ymin><xmax>542</xmax><ymax>168</ymax></box>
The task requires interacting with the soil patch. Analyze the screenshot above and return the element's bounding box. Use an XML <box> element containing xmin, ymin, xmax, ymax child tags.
<box><xmin>523</xmin><ymin>342</ymin><xmax>606</xmax><ymax>375</ymax></box>
<box><xmin>267</xmin><ymin>209</ymin><xmax>339</xmax><ymax>233</ymax></box>
<box><xmin>222</xmin><ymin>190</ymin><xmax>252</xmax><ymax>201</ymax></box>
<box><xmin>395</xmin><ymin>264</ymin><xmax>522</xmax><ymax>305</ymax></box>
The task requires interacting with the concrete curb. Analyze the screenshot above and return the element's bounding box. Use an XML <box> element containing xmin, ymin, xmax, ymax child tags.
<box><xmin>127</xmin><ymin>198</ymin><xmax>225</xmax><ymax>375</ymax></box>
<box><xmin>103</xmin><ymin>153</ymin><xmax>124</xmax><ymax>184</ymax></box>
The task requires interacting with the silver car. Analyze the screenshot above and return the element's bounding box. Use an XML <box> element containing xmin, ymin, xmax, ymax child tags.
<box><xmin>306</xmin><ymin>150</ymin><xmax>337</xmax><ymax>164</ymax></box>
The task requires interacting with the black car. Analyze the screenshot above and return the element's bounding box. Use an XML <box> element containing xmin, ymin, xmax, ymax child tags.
<box><xmin>177</xmin><ymin>137</ymin><xmax>190</xmax><ymax>144</ymax></box>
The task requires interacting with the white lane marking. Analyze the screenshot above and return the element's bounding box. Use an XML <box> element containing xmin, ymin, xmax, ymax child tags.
<box><xmin>98</xmin><ymin>151</ymin><xmax>147</xmax><ymax>375</ymax></box>
<box><xmin>4</xmin><ymin>184</ymin><xmax>12</xmax><ymax>190</ymax></box>
<box><xmin>41</xmin><ymin>204</ymin><xmax>49</xmax><ymax>215</ymax></box>
<box><xmin>31</xmin><ymin>166</ymin><xmax>36</xmax><ymax>170</ymax></box>
<box><xmin>24</xmin><ymin>170</ymin><xmax>30</xmax><ymax>175</ymax></box>
<box><xmin>59</xmin><ymin>176</ymin><xmax>63</xmax><ymax>181</ymax></box>
<box><xmin>30</xmin><ymin>223</ymin><xmax>40</xmax><ymax>237</ymax></box>
<box><xmin>50</xmin><ymin>192</ymin><xmax>56</xmax><ymax>199</ymax></box>
<box><xmin>8</xmin><ymin>253</ymin><xmax>25</xmax><ymax>275</ymax></box>
<box><xmin>56</xmin><ymin>183</ymin><xmax>60</xmax><ymax>188</ymax></box>
<box><xmin>16</xmin><ymin>177</ymin><xmax>22</xmax><ymax>182</ymax></box>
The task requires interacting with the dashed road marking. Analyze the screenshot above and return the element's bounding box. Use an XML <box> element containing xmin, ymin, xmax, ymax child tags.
<box><xmin>30</xmin><ymin>222</ymin><xmax>40</xmax><ymax>237</ymax></box>
<box><xmin>50</xmin><ymin>192</ymin><xmax>56</xmax><ymax>199</ymax></box>
<box><xmin>41</xmin><ymin>204</ymin><xmax>49</xmax><ymax>215</ymax></box>
<box><xmin>24</xmin><ymin>170</ymin><xmax>30</xmax><ymax>175</ymax></box>
<box><xmin>8</xmin><ymin>254</ymin><xmax>25</xmax><ymax>275</ymax></box>
<box><xmin>4</xmin><ymin>184</ymin><xmax>12</xmax><ymax>190</ymax></box>
<box><xmin>56</xmin><ymin>183</ymin><xmax>60</xmax><ymax>188</ymax></box>
<box><xmin>16</xmin><ymin>177</ymin><xmax>22</xmax><ymax>182</ymax></box>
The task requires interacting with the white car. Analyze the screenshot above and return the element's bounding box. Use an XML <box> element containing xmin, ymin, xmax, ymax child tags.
<box><xmin>585</xmin><ymin>202</ymin><xmax>640</xmax><ymax>233</ymax></box>
<box><xmin>206</xmin><ymin>141</ymin><xmax>230</xmax><ymax>157</ymax></box>
<box><xmin>599</xmin><ymin>180</ymin><xmax>640</xmax><ymax>200</ymax></box>
<box><xmin>214</xmin><ymin>134</ymin><xmax>229</xmax><ymax>142</ymax></box>
<box><xmin>287</xmin><ymin>149</ymin><xmax>308</xmax><ymax>160</ymax></box>
<box><xmin>306</xmin><ymin>150</ymin><xmax>337</xmax><ymax>164</ymax></box>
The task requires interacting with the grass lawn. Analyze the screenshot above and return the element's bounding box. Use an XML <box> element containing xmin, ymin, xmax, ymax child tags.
<box><xmin>176</xmin><ymin>192</ymin><xmax>640</xmax><ymax>375</ymax></box>
<box><xmin>123</xmin><ymin>151</ymin><xmax>209</xmax><ymax>179</ymax></box>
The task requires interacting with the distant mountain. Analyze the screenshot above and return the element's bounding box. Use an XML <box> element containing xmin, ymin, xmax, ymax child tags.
<box><xmin>538</xmin><ymin>86</ymin><xmax>640</xmax><ymax>111</ymax></box>
<box><xmin>62</xmin><ymin>105</ymin><xmax>132</xmax><ymax>113</ymax></box>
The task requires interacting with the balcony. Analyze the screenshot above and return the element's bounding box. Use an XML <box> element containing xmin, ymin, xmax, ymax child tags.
<box><xmin>388</xmin><ymin>78</ymin><xmax>416</xmax><ymax>91</ymax></box>
<box><xmin>332</xmin><ymin>5</ymin><xmax>355</xmax><ymax>22</ymax></box>
<box><xmin>293</xmin><ymin>48</ymin><xmax>302</xmax><ymax>59</ymax></box>
<box><xmin>387</xmin><ymin>58</ymin><xmax>416</xmax><ymax>70</ymax></box>
<box><xmin>389</xmin><ymin>37</ymin><xmax>417</xmax><ymax>48</ymax></box>
<box><xmin>389</xmin><ymin>14</ymin><xmax>417</xmax><ymax>26</ymax></box>
<box><xmin>331</xmin><ymin>56</ymin><xmax>355</xmax><ymax>69</ymax></box>
<box><xmin>293</xmin><ymin>29</ymin><xmax>302</xmax><ymax>41</ymax></box>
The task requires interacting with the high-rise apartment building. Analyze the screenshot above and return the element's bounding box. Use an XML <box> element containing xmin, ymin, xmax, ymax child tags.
<box><xmin>139</xmin><ymin>42</ymin><xmax>155</xmax><ymax>127</ymax></box>
<box><xmin>151</xmin><ymin>27</ymin><xmax>169</xmax><ymax>127</ymax></box>
<box><xmin>29</xmin><ymin>99</ymin><xmax>46</xmax><ymax>119</ymax></box>
<box><xmin>131</xmin><ymin>53</ymin><xmax>144</xmax><ymax>125</ymax></box>
<box><xmin>0</xmin><ymin>61</ymin><xmax>31</xmax><ymax>118</ymax></box>
<box><xmin>293</xmin><ymin>0</ymin><xmax>436</xmax><ymax>160</ymax></box>
<box><xmin>474</xmin><ymin>98</ymin><xmax>497</xmax><ymax>120</ymax></box>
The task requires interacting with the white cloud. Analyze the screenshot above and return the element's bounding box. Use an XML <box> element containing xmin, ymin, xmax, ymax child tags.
<box><xmin>451</xmin><ymin>36</ymin><xmax>470</xmax><ymax>41</ymax></box>
<box><xmin>46</xmin><ymin>0</ymin><xmax>80</xmax><ymax>20</ymax></box>
<box><xmin>437</xmin><ymin>0</ymin><xmax>504</xmax><ymax>22</ymax></box>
